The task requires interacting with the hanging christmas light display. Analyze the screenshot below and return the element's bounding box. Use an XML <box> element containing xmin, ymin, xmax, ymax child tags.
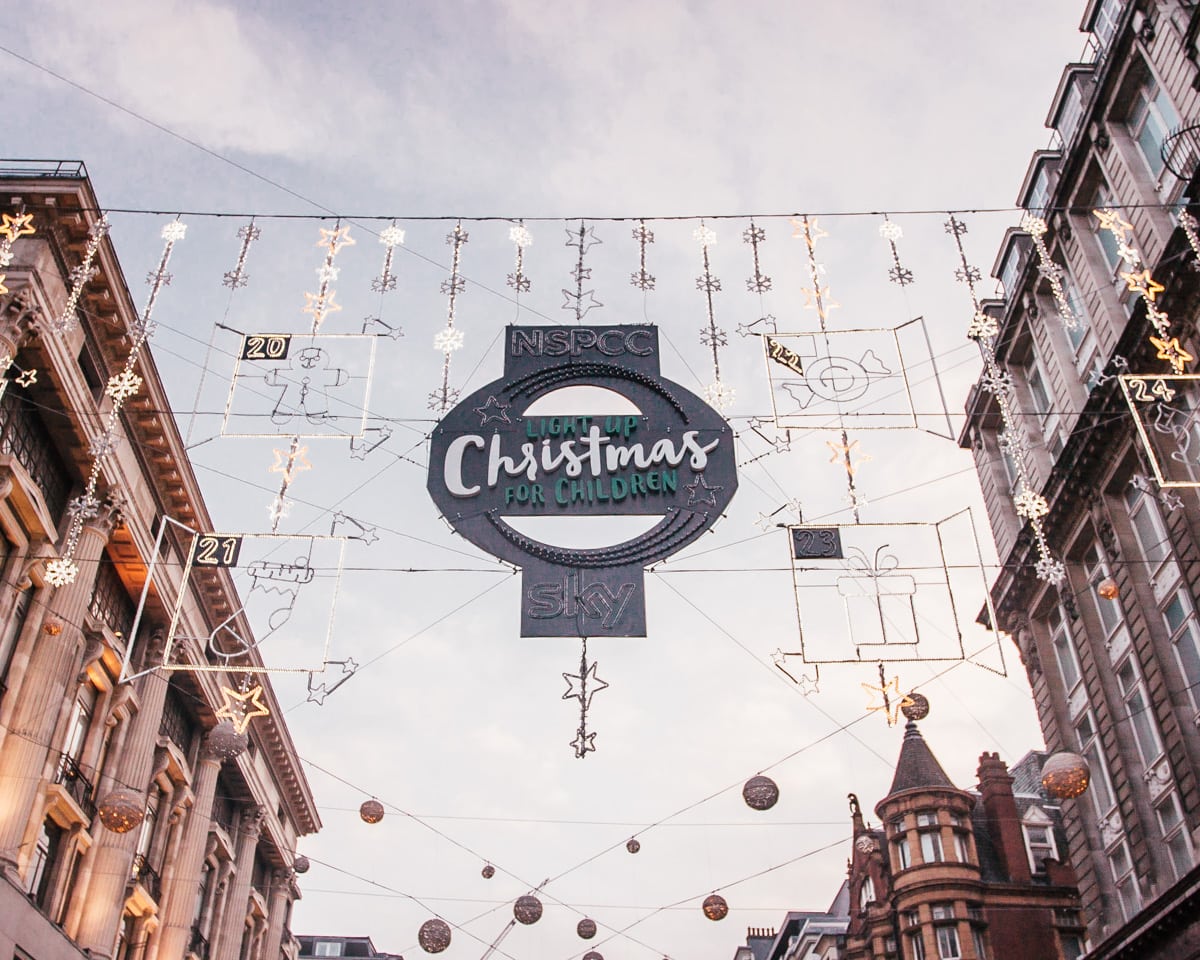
<box><xmin>507</xmin><ymin>221</ymin><xmax>532</xmax><ymax>293</ymax></box>
<box><xmin>563</xmin><ymin>637</ymin><xmax>607</xmax><ymax>759</ymax></box>
<box><xmin>1020</xmin><ymin>214</ymin><xmax>1079</xmax><ymax>331</ymax></box>
<box><xmin>293</xmin><ymin>855</ymin><xmax>310</xmax><ymax>874</ymax></box>
<box><xmin>879</xmin><ymin>215</ymin><xmax>914</xmax><ymax>285</ymax></box>
<box><xmin>513</xmin><ymin>894</ymin><xmax>543</xmax><ymax>924</ymax></box>
<box><xmin>430</xmin><ymin>221</ymin><xmax>468</xmax><ymax>412</ymax></box>
<box><xmin>359</xmin><ymin>799</ymin><xmax>385</xmax><ymax>824</ymax></box>
<box><xmin>372</xmin><ymin>221</ymin><xmax>404</xmax><ymax>293</ymax></box>
<box><xmin>742</xmin><ymin>775</ymin><xmax>780</xmax><ymax>811</ymax></box>
<box><xmin>222</xmin><ymin>219</ymin><xmax>260</xmax><ymax>290</ymax></box>
<box><xmin>900</xmin><ymin>692</ymin><xmax>930</xmax><ymax>721</ymax></box>
<box><xmin>702</xmin><ymin>893</ymin><xmax>729</xmax><ymax>921</ymax></box>
<box><xmin>577</xmin><ymin>918</ymin><xmax>598</xmax><ymax>939</ymax></box>
<box><xmin>948</xmin><ymin>214</ymin><xmax>1065</xmax><ymax>585</ymax></box>
<box><xmin>626</xmin><ymin>838</ymin><xmax>641</xmax><ymax>854</ymax></box>
<box><xmin>481</xmin><ymin>863</ymin><xmax>495</xmax><ymax>879</ymax></box>
<box><xmin>44</xmin><ymin>219</ymin><xmax>184</xmax><ymax>587</ymax></box>
<box><xmin>51</xmin><ymin>215</ymin><xmax>108</xmax><ymax>333</ymax></box>
<box><xmin>96</xmin><ymin>787</ymin><xmax>146</xmax><ymax>834</ymax></box>
<box><xmin>695</xmin><ymin>221</ymin><xmax>734</xmax><ymax>411</ymax></box>
<box><xmin>630</xmin><ymin>219</ymin><xmax>655</xmax><ymax>290</ymax></box>
<box><xmin>563</xmin><ymin>220</ymin><xmax>603</xmax><ymax>320</ymax></box>
<box><xmin>1041</xmin><ymin>751</ymin><xmax>1091</xmax><ymax>799</ymax></box>
<box><xmin>418</xmin><ymin>918</ymin><xmax>452</xmax><ymax>953</ymax></box>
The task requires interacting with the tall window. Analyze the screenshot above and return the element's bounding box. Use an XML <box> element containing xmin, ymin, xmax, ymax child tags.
<box><xmin>1092</xmin><ymin>186</ymin><xmax>1125</xmax><ymax>272</ymax></box>
<box><xmin>1108</xmin><ymin>840</ymin><xmax>1141</xmax><ymax>920</ymax></box>
<box><xmin>1128</xmin><ymin>81</ymin><xmax>1181</xmax><ymax>179</ymax></box>
<box><xmin>936</xmin><ymin>925</ymin><xmax>962</xmax><ymax>960</ymax></box>
<box><xmin>1025</xmin><ymin>353</ymin><xmax>1062</xmax><ymax>456</ymax></box>
<box><xmin>1154</xmin><ymin>791</ymin><xmax>1195</xmax><ymax>881</ymax></box>
<box><xmin>908</xmin><ymin>933</ymin><xmax>926</xmax><ymax>960</ymax></box>
<box><xmin>1164</xmin><ymin>590</ymin><xmax>1200</xmax><ymax>711</ymax></box>
<box><xmin>1083</xmin><ymin>545</ymin><xmax>1128</xmax><ymax>647</ymax></box>
<box><xmin>971</xmin><ymin>926</ymin><xmax>989</xmax><ymax>960</ymax></box>
<box><xmin>1091</xmin><ymin>0</ymin><xmax>1121</xmax><ymax>48</ymax></box>
<box><xmin>1115</xmin><ymin>656</ymin><xmax>1164</xmax><ymax>766</ymax></box>
<box><xmin>860</xmin><ymin>876</ymin><xmax>875</xmax><ymax>909</ymax></box>
<box><xmin>1049</xmin><ymin>606</ymin><xmax>1083</xmax><ymax>692</ymax></box>
<box><xmin>920</xmin><ymin>829</ymin><xmax>945</xmax><ymax>863</ymax></box>
<box><xmin>1058</xmin><ymin>267</ymin><xmax>1095</xmax><ymax>361</ymax></box>
<box><xmin>1075</xmin><ymin>710</ymin><xmax>1117</xmax><ymax>817</ymax></box>
<box><xmin>1124</xmin><ymin>484</ymin><xmax>1174</xmax><ymax>580</ymax></box>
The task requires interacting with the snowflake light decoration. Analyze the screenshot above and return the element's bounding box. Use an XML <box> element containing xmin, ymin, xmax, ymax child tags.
<box><xmin>1013</xmin><ymin>487</ymin><xmax>1050</xmax><ymax>520</ymax></box>
<box><xmin>967</xmin><ymin>312</ymin><xmax>999</xmax><ymax>340</ymax></box>
<box><xmin>705</xmin><ymin>380</ymin><xmax>736</xmax><ymax>411</ymax></box>
<box><xmin>222</xmin><ymin>221</ymin><xmax>260</xmax><ymax>290</ymax></box>
<box><xmin>743</xmin><ymin>220</ymin><xmax>772</xmax><ymax>293</ymax></box>
<box><xmin>43</xmin><ymin>557</ymin><xmax>79</xmax><ymax>588</ymax></box>
<box><xmin>433</xmin><ymin>327</ymin><xmax>465</xmax><ymax>352</ymax></box>
<box><xmin>630</xmin><ymin>220</ymin><xmax>656</xmax><ymax>291</ymax></box>
<box><xmin>161</xmin><ymin>221</ymin><xmax>188</xmax><ymax>243</ymax></box>
<box><xmin>1035</xmin><ymin>556</ymin><xmax>1066</xmax><ymax>585</ymax></box>
<box><xmin>879</xmin><ymin>215</ymin><xmax>914</xmax><ymax>285</ymax></box>
<box><xmin>693</xmin><ymin>224</ymin><xmax>717</xmax><ymax>246</ymax></box>
<box><xmin>372</xmin><ymin>221</ymin><xmax>404</xmax><ymax>293</ymax></box>
<box><xmin>105</xmin><ymin>370</ymin><xmax>143</xmax><ymax>403</ymax></box>
<box><xmin>507</xmin><ymin>221</ymin><xmax>532</xmax><ymax>293</ymax></box>
<box><xmin>1022</xmin><ymin>214</ymin><xmax>1079</xmax><ymax>331</ymax></box>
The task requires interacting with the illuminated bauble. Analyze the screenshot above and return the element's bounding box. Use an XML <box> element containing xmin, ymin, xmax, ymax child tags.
<box><xmin>901</xmin><ymin>693</ymin><xmax>930</xmax><ymax>722</ymax></box>
<box><xmin>703</xmin><ymin>894</ymin><xmax>729</xmax><ymax>921</ymax></box>
<box><xmin>1098</xmin><ymin>578</ymin><xmax>1120</xmax><ymax>600</ymax></box>
<box><xmin>1041</xmin><ymin>751</ymin><xmax>1091</xmax><ymax>800</ymax></box>
<box><xmin>359</xmin><ymin>799</ymin><xmax>385</xmax><ymax>824</ymax></box>
<box><xmin>583</xmin><ymin>953</ymin><xmax>604</xmax><ymax>960</ymax></box>
<box><xmin>577</xmin><ymin>918</ymin><xmax>597</xmax><ymax>939</ymax></box>
<box><xmin>514</xmin><ymin>895</ymin><xmax>543</xmax><ymax>925</ymax></box>
<box><xmin>481</xmin><ymin>864</ymin><xmax>495</xmax><ymax>879</ymax></box>
<box><xmin>855</xmin><ymin>835</ymin><xmax>876</xmax><ymax>854</ymax></box>
<box><xmin>626</xmin><ymin>838</ymin><xmax>641</xmax><ymax>854</ymax></box>
<box><xmin>207</xmin><ymin>720</ymin><xmax>249</xmax><ymax>761</ymax></box>
<box><xmin>293</xmin><ymin>856</ymin><xmax>310</xmax><ymax>874</ymax></box>
<box><xmin>96</xmin><ymin>788</ymin><xmax>145</xmax><ymax>833</ymax></box>
<box><xmin>418</xmin><ymin>919</ymin><xmax>452</xmax><ymax>953</ymax></box>
<box><xmin>742</xmin><ymin>775</ymin><xmax>780</xmax><ymax>811</ymax></box>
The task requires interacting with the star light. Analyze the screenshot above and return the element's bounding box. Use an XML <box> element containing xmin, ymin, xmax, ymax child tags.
<box><xmin>302</xmin><ymin>291</ymin><xmax>342</xmax><ymax>324</ymax></box>
<box><xmin>1094</xmin><ymin>208</ymin><xmax>1133</xmax><ymax>237</ymax></box>
<box><xmin>1122</xmin><ymin>269</ymin><xmax>1165</xmax><ymax>301</ymax></box>
<box><xmin>861</xmin><ymin>674</ymin><xmax>913</xmax><ymax>726</ymax></box>
<box><xmin>685</xmin><ymin>474</ymin><xmax>723</xmax><ymax>507</ymax></box>
<box><xmin>562</xmin><ymin>661</ymin><xmax>609</xmax><ymax>710</ymax></box>
<box><xmin>571</xmin><ymin>731</ymin><xmax>597</xmax><ymax>756</ymax></box>
<box><xmin>269</xmin><ymin>445</ymin><xmax>312</xmax><ymax>482</ymax></box>
<box><xmin>1150</xmin><ymin>335</ymin><xmax>1193</xmax><ymax>373</ymax></box>
<box><xmin>434</xmin><ymin>328</ymin><xmax>465</xmax><ymax>352</ymax></box>
<box><xmin>0</xmin><ymin>212</ymin><xmax>35</xmax><ymax>241</ymax></box>
<box><xmin>474</xmin><ymin>395</ymin><xmax>511</xmax><ymax>425</ymax></box>
<box><xmin>15</xmin><ymin>368</ymin><xmax>36</xmax><ymax>388</ymax></box>
<box><xmin>1163</xmin><ymin>490</ymin><xmax>1185</xmax><ymax>511</ymax></box>
<box><xmin>317</xmin><ymin>226</ymin><xmax>354</xmax><ymax>252</ymax></box>
<box><xmin>215</xmin><ymin>684</ymin><xmax>271</xmax><ymax>734</ymax></box>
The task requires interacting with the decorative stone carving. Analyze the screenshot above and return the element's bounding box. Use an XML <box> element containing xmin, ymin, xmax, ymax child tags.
<box><xmin>1098</xmin><ymin>812</ymin><xmax>1123</xmax><ymax>848</ymax></box>
<box><xmin>1143</xmin><ymin>757</ymin><xmax>1174</xmax><ymax>800</ymax></box>
<box><xmin>0</xmin><ymin>288</ymin><xmax>41</xmax><ymax>355</ymax></box>
<box><xmin>76</xmin><ymin>632</ymin><xmax>105</xmax><ymax>682</ymax></box>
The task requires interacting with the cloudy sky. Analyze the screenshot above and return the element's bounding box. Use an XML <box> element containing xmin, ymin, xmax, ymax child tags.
<box><xmin>5</xmin><ymin>2</ymin><xmax>1091</xmax><ymax>958</ymax></box>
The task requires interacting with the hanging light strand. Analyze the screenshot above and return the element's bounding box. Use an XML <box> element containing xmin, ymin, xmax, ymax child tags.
<box><xmin>51</xmin><ymin>214</ymin><xmax>109</xmax><ymax>333</ymax></box>
<box><xmin>695</xmin><ymin>221</ymin><xmax>734</xmax><ymax>411</ymax></box>
<box><xmin>429</xmin><ymin>221</ymin><xmax>468</xmax><ymax>412</ymax></box>
<box><xmin>1020</xmin><ymin>214</ymin><xmax>1078</xmax><ymax>331</ymax></box>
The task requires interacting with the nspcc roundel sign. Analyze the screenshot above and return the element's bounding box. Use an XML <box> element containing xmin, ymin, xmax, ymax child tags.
<box><xmin>427</xmin><ymin>325</ymin><xmax>737</xmax><ymax>636</ymax></box>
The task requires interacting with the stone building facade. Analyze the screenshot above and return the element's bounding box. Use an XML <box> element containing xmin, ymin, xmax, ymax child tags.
<box><xmin>844</xmin><ymin>725</ymin><xmax>1084</xmax><ymax>960</ymax></box>
<box><xmin>0</xmin><ymin>162</ymin><xmax>319</xmax><ymax>960</ymax></box>
<box><xmin>962</xmin><ymin>0</ymin><xmax>1200</xmax><ymax>954</ymax></box>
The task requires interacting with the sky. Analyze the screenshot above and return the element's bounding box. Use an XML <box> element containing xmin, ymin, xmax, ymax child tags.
<box><xmin>4</xmin><ymin>2</ymin><xmax>1093</xmax><ymax>958</ymax></box>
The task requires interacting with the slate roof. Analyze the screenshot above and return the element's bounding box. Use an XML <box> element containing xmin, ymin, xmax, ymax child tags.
<box><xmin>886</xmin><ymin>721</ymin><xmax>958</xmax><ymax>797</ymax></box>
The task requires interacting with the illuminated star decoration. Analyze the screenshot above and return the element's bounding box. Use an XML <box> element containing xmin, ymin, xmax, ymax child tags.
<box><xmin>430</xmin><ymin>222</ymin><xmax>469</xmax><ymax>413</ymax></box>
<box><xmin>1021</xmin><ymin>214</ymin><xmax>1080</xmax><ymax>331</ymax></box>
<box><xmin>372</xmin><ymin>221</ymin><xmax>404</xmax><ymax>293</ymax></box>
<box><xmin>630</xmin><ymin>220</ymin><xmax>656</xmax><ymax>290</ymax></box>
<box><xmin>564</xmin><ymin>221</ymin><xmax>603</xmax><ymax>321</ymax></box>
<box><xmin>826</xmin><ymin>438</ymin><xmax>871</xmax><ymax>477</ymax></box>
<box><xmin>565</xmin><ymin>639</ymin><xmax>606</xmax><ymax>759</ymax></box>
<box><xmin>306</xmin><ymin>658</ymin><xmax>359</xmax><ymax>705</ymax></box>
<box><xmin>216</xmin><ymin>683</ymin><xmax>271</xmax><ymax>735</ymax></box>
<box><xmin>507</xmin><ymin>221</ymin><xmax>532</xmax><ymax>293</ymax></box>
<box><xmin>1162</xmin><ymin>490</ymin><xmax>1185</xmax><ymax>511</ymax></box>
<box><xmin>474</xmin><ymin>395</ymin><xmax>511</xmax><ymax>426</ymax></box>
<box><xmin>50</xmin><ymin>219</ymin><xmax>179</xmax><ymax>586</ymax></box>
<box><xmin>1095</xmin><ymin>209</ymin><xmax>1187</xmax><ymax>375</ymax></box>
<box><xmin>879</xmin><ymin>215</ymin><xmax>914</xmax><ymax>285</ymax></box>
<box><xmin>268</xmin><ymin>437</ymin><xmax>312</xmax><ymax>533</ymax></box>
<box><xmin>771</xmin><ymin>649</ymin><xmax>820</xmax><ymax>694</ymax></box>
<box><xmin>862</xmin><ymin>665</ymin><xmax>914</xmax><ymax>727</ymax></box>
<box><xmin>303</xmin><ymin>222</ymin><xmax>352</xmax><ymax>330</ymax></box>
<box><xmin>0</xmin><ymin>211</ymin><xmax>35</xmax><ymax>314</ymax></box>
<box><xmin>685</xmin><ymin>474</ymin><xmax>723</xmax><ymax>508</ymax></box>
<box><xmin>948</xmin><ymin>213</ymin><xmax>1064</xmax><ymax>585</ymax></box>
<box><xmin>330</xmin><ymin>512</ymin><xmax>380</xmax><ymax>545</ymax></box>
<box><xmin>14</xmin><ymin>366</ymin><xmax>36</xmax><ymax>388</ymax></box>
<box><xmin>222</xmin><ymin>220</ymin><xmax>260</xmax><ymax>289</ymax></box>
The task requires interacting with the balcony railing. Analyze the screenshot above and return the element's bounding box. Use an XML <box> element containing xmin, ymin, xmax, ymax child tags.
<box><xmin>188</xmin><ymin>925</ymin><xmax>211</xmax><ymax>960</ymax></box>
<box><xmin>0</xmin><ymin>390</ymin><xmax>72</xmax><ymax>521</ymax></box>
<box><xmin>52</xmin><ymin>752</ymin><xmax>95</xmax><ymax>820</ymax></box>
<box><xmin>130</xmin><ymin>853</ymin><xmax>162</xmax><ymax>902</ymax></box>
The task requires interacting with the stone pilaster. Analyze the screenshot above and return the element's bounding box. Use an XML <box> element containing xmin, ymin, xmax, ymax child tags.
<box><xmin>0</xmin><ymin>506</ymin><xmax>116</xmax><ymax>880</ymax></box>
<box><xmin>260</xmin><ymin>869</ymin><xmax>293</xmax><ymax>960</ymax></box>
<box><xmin>145</xmin><ymin>730</ymin><xmax>223</xmax><ymax>960</ymax></box>
<box><xmin>213</xmin><ymin>806</ymin><xmax>264</xmax><ymax>960</ymax></box>
<box><xmin>0</xmin><ymin>286</ymin><xmax>41</xmax><ymax>359</ymax></box>
<box><xmin>74</xmin><ymin>627</ymin><xmax>170</xmax><ymax>958</ymax></box>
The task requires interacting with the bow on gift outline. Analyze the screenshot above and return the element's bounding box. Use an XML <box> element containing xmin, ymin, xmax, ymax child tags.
<box><xmin>836</xmin><ymin>544</ymin><xmax>919</xmax><ymax>649</ymax></box>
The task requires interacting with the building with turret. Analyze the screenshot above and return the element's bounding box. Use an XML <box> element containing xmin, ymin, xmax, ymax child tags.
<box><xmin>0</xmin><ymin>161</ymin><xmax>319</xmax><ymax>960</ymax></box>
<box><xmin>843</xmin><ymin>723</ymin><xmax>1083</xmax><ymax>960</ymax></box>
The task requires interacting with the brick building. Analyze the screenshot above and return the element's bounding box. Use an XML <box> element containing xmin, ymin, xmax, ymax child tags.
<box><xmin>962</xmin><ymin>0</ymin><xmax>1200</xmax><ymax>954</ymax></box>
<box><xmin>843</xmin><ymin>724</ymin><xmax>1083</xmax><ymax>960</ymax></box>
<box><xmin>0</xmin><ymin>162</ymin><xmax>319</xmax><ymax>960</ymax></box>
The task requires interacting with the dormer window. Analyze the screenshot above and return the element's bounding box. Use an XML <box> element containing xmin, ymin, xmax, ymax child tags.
<box><xmin>1022</xmin><ymin>819</ymin><xmax>1058</xmax><ymax>873</ymax></box>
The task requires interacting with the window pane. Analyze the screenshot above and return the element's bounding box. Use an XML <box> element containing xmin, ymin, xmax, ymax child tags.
<box><xmin>936</xmin><ymin>926</ymin><xmax>961</xmax><ymax>959</ymax></box>
<box><xmin>921</xmin><ymin>832</ymin><xmax>944</xmax><ymax>862</ymax></box>
<box><xmin>1053</xmin><ymin>629</ymin><xmax>1081</xmax><ymax>688</ymax></box>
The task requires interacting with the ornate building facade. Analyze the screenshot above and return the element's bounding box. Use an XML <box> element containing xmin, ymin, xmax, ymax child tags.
<box><xmin>843</xmin><ymin>726</ymin><xmax>1083</xmax><ymax>960</ymax></box>
<box><xmin>963</xmin><ymin>0</ymin><xmax>1200</xmax><ymax>954</ymax></box>
<box><xmin>0</xmin><ymin>162</ymin><xmax>319</xmax><ymax>960</ymax></box>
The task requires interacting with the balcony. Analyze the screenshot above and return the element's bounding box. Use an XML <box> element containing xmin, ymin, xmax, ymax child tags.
<box><xmin>1162</xmin><ymin>121</ymin><xmax>1200</xmax><ymax>184</ymax></box>
<box><xmin>52</xmin><ymin>752</ymin><xmax>95</xmax><ymax>821</ymax></box>
<box><xmin>130</xmin><ymin>852</ymin><xmax>162</xmax><ymax>903</ymax></box>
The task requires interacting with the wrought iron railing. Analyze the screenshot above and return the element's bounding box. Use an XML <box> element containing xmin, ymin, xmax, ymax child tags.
<box><xmin>0</xmin><ymin>390</ymin><xmax>71</xmax><ymax>521</ymax></box>
<box><xmin>0</xmin><ymin>160</ymin><xmax>87</xmax><ymax>179</ymax></box>
<box><xmin>188</xmin><ymin>925</ymin><xmax>211</xmax><ymax>960</ymax></box>
<box><xmin>88</xmin><ymin>557</ymin><xmax>136</xmax><ymax>639</ymax></box>
<box><xmin>1162</xmin><ymin>121</ymin><xmax>1200</xmax><ymax>183</ymax></box>
<box><xmin>130</xmin><ymin>853</ymin><xmax>162</xmax><ymax>902</ymax></box>
<box><xmin>52</xmin><ymin>752</ymin><xmax>95</xmax><ymax>820</ymax></box>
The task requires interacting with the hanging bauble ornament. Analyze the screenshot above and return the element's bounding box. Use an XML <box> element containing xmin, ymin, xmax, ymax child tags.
<box><xmin>1041</xmin><ymin>751</ymin><xmax>1091</xmax><ymax>799</ymax></box>
<box><xmin>901</xmin><ymin>693</ymin><xmax>930</xmax><ymax>722</ymax></box>
<box><xmin>481</xmin><ymin>863</ymin><xmax>495</xmax><ymax>879</ymax></box>
<box><xmin>577</xmin><ymin>918</ymin><xmax>597</xmax><ymax>939</ymax></box>
<box><xmin>96</xmin><ymin>788</ymin><xmax>145</xmax><ymax>833</ymax></box>
<box><xmin>1097</xmin><ymin>577</ymin><xmax>1120</xmax><ymax>600</ymax></box>
<box><xmin>293</xmin><ymin>855</ymin><xmax>310</xmax><ymax>874</ymax></box>
<box><xmin>742</xmin><ymin>775</ymin><xmax>780</xmax><ymax>811</ymax></box>
<box><xmin>514</xmin><ymin>894</ymin><xmax>543</xmax><ymax>925</ymax></box>
<box><xmin>207</xmin><ymin>720</ymin><xmax>249</xmax><ymax>761</ymax></box>
<box><xmin>418</xmin><ymin>919</ymin><xmax>452</xmax><ymax>953</ymax></box>
<box><xmin>359</xmin><ymin>799</ymin><xmax>385</xmax><ymax>824</ymax></box>
<box><xmin>626</xmin><ymin>838</ymin><xmax>641</xmax><ymax>854</ymax></box>
<box><xmin>583</xmin><ymin>953</ymin><xmax>604</xmax><ymax>960</ymax></box>
<box><xmin>703</xmin><ymin>893</ymin><xmax>729</xmax><ymax>921</ymax></box>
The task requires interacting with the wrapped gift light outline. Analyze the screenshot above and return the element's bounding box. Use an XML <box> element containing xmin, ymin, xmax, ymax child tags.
<box><xmin>836</xmin><ymin>544</ymin><xmax>919</xmax><ymax>649</ymax></box>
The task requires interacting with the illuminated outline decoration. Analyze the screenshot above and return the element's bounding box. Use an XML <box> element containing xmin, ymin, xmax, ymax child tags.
<box><xmin>1120</xmin><ymin>373</ymin><xmax>1200</xmax><ymax>488</ymax></box>
<box><xmin>427</xmin><ymin>324</ymin><xmax>738</xmax><ymax>637</ymax></box>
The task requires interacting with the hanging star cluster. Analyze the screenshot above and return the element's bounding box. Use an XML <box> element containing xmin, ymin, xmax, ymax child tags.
<box><xmin>879</xmin><ymin>216</ymin><xmax>914</xmax><ymax>285</ymax></box>
<box><xmin>51</xmin><ymin>215</ymin><xmax>108</xmax><ymax>333</ymax></box>
<box><xmin>695</xmin><ymin>222</ymin><xmax>734</xmax><ymax>411</ymax></box>
<box><xmin>1021</xmin><ymin>214</ymin><xmax>1079</xmax><ymax>330</ymax></box>
<box><xmin>947</xmin><ymin>214</ymin><xmax>1064</xmax><ymax>585</ymax></box>
<box><xmin>564</xmin><ymin>221</ymin><xmax>603</xmax><ymax>321</ymax></box>
<box><xmin>507</xmin><ymin>221</ymin><xmax>532</xmax><ymax>293</ymax></box>
<box><xmin>430</xmin><ymin>221</ymin><xmax>468</xmax><ymax>413</ymax></box>
<box><xmin>630</xmin><ymin>220</ymin><xmax>655</xmax><ymax>291</ymax></box>
<box><xmin>0</xmin><ymin>212</ymin><xmax>36</xmax><ymax>298</ymax></box>
<box><xmin>268</xmin><ymin>437</ymin><xmax>313</xmax><ymax>532</ymax></box>
<box><xmin>372</xmin><ymin>222</ymin><xmax>404</xmax><ymax>293</ymax></box>
<box><xmin>563</xmin><ymin>638</ymin><xmax>608</xmax><ymax>758</ymax></box>
<box><xmin>303</xmin><ymin>224</ymin><xmax>353</xmax><ymax>328</ymax></box>
<box><xmin>1094</xmin><ymin>208</ymin><xmax>1191</xmax><ymax>373</ymax></box>
<box><xmin>222</xmin><ymin>220</ymin><xmax>260</xmax><ymax>290</ymax></box>
<box><xmin>45</xmin><ymin>219</ymin><xmax>184</xmax><ymax>587</ymax></box>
